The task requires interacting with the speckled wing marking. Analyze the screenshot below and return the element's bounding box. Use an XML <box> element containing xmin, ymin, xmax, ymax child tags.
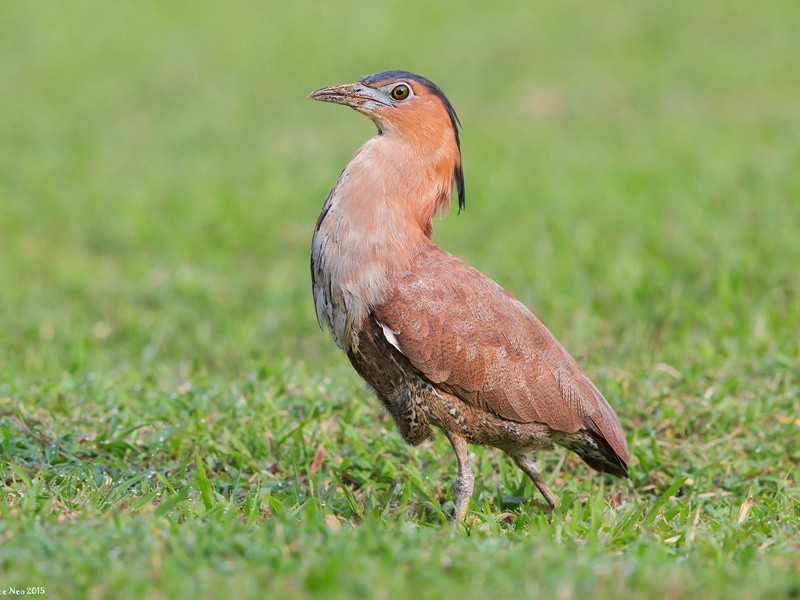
<box><xmin>372</xmin><ymin>243</ymin><xmax>630</xmax><ymax>465</ymax></box>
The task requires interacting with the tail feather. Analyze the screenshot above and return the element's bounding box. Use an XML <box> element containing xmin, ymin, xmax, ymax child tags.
<box><xmin>580</xmin><ymin>415</ymin><xmax>630</xmax><ymax>478</ymax></box>
<box><xmin>578</xmin><ymin>449</ymin><xmax>629</xmax><ymax>479</ymax></box>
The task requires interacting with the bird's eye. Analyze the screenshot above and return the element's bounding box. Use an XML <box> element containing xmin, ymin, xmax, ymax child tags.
<box><xmin>391</xmin><ymin>84</ymin><xmax>411</xmax><ymax>100</ymax></box>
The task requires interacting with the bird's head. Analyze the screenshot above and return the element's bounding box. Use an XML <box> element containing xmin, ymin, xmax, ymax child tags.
<box><xmin>310</xmin><ymin>70</ymin><xmax>465</xmax><ymax>212</ymax></box>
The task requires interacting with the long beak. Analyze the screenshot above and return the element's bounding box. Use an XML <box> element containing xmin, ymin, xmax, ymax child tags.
<box><xmin>308</xmin><ymin>82</ymin><xmax>390</xmax><ymax>109</ymax></box>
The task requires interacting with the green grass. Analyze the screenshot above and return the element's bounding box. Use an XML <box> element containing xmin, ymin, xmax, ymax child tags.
<box><xmin>2</xmin><ymin>1</ymin><xmax>800</xmax><ymax>598</ymax></box>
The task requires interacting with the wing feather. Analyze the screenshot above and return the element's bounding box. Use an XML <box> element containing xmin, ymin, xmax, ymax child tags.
<box><xmin>373</xmin><ymin>244</ymin><xmax>630</xmax><ymax>463</ymax></box>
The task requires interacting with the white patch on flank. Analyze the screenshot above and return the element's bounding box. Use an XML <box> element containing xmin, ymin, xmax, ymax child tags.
<box><xmin>377</xmin><ymin>320</ymin><xmax>403</xmax><ymax>353</ymax></box>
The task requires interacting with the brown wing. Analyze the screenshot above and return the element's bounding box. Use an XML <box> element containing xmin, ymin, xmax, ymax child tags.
<box><xmin>373</xmin><ymin>244</ymin><xmax>630</xmax><ymax>464</ymax></box>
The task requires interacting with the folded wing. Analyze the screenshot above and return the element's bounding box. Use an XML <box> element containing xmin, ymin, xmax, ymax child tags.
<box><xmin>373</xmin><ymin>244</ymin><xmax>630</xmax><ymax>465</ymax></box>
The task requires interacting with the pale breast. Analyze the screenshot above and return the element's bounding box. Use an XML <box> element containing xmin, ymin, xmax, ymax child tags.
<box><xmin>311</xmin><ymin>190</ymin><xmax>395</xmax><ymax>352</ymax></box>
<box><xmin>311</xmin><ymin>136</ymin><xmax>437</xmax><ymax>352</ymax></box>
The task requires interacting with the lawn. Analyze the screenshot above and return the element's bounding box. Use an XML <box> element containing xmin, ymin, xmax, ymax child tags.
<box><xmin>1</xmin><ymin>1</ymin><xmax>799</xmax><ymax>598</ymax></box>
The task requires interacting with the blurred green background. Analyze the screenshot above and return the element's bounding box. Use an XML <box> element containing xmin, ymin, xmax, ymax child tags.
<box><xmin>2</xmin><ymin>0</ymin><xmax>798</xmax><ymax>378</ymax></box>
<box><xmin>1</xmin><ymin>1</ymin><xmax>799</xmax><ymax>598</ymax></box>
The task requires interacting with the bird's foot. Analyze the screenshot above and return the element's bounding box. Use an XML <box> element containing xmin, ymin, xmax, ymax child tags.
<box><xmin>525</xmin><ymin>497</ymin><xmax>555</xmax><ymax>512</ymax></box>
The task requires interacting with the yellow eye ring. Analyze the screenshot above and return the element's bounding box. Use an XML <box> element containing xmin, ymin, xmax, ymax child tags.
<box><xmin>391</xmin><ymin>84</ymin><xmax>410</xmax><ymax>100</ymax></box>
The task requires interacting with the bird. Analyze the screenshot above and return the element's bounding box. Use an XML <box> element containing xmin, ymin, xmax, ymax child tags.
<box><xmin>309</xmin><ymin>70</ymin><xmax>630</xmax><ymax>520</ymax></box>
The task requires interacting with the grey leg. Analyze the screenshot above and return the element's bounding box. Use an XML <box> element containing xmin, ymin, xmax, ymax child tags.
<box><xmin>511</xmin><ymin>452</ymin><xmax>558</xmax><ymax>509</ymax></box>
<box><xmin>446</xmin><ymin>431</ymin><xmax>474</xmax><ymax>521</ymax></box>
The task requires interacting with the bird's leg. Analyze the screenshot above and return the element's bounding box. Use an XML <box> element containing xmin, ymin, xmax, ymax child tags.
<box><xmin>511</xmin><ymin>452</ymin><xmax>558</xmax><ymax>510</ymax></box>
<box><xmin>445</xmin><ymin>431</ymin><xmax>474</xmax><ymax>522</ymax></box>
